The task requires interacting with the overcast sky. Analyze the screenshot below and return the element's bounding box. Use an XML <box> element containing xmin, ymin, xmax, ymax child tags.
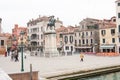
<box><xmin>0</xmin><ymin>0</ymin><xmax>116</xmax><ymax>33</ymax></box>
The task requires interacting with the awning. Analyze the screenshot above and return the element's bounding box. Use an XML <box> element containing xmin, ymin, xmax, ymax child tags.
<box><xmin>100</xmin><ymin>44</ymin><xmax>115</xmax><ymax>49</ymax></box>
<box><xmin>75</xmin><ymin>46</ymin><xmax>91</xmax><ymax>49</ymax></box>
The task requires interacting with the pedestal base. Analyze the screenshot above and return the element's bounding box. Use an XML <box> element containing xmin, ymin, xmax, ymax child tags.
<box><xmin>44</xmin><ymin>29</ymin><xmax>59</xmax><ymax>57</ymax></box>
<box><xmin>45</xmin><ymin>50</ymin><xmax>59</xmax><ymax>57</ymax></box>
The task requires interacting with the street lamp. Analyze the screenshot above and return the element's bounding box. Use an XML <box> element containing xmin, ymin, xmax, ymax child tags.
<box><xmin>11</xmin><ymin>36</ymin><xmax>17</xmax><ymax>51</ymax></box>
<box><xmin>27</xmin><ymin>36</ymin><xmax>30</xmax><ymax>51</ymax></box>
<box><xmin>20</xmin><ymin>31</ymin><xmax>25</xmax><ymax>72</ymax></box>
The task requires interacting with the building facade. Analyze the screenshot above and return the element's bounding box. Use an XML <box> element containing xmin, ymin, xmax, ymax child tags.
<box><xmin>74</xmin><ymin>18</ymin><xmax>100</xmax><ymax>54</ymax></box>
<box><xmin>12</xmin><ymin>24</ymin><xmax>27</xmax><ymax>50</ymax></box>
<box><xmin>116</xmin><ymin>0</ymin><xmax>120</xmax><ymax>53</ymax></box>
<box><xmin>27</xmin><ymin>15</ymin><xmax>62</xmax><ymax>54</ymax></box>
<box><xmin>99</xmin><ymin>17</ymin><xmax>117</xmax><ymax>53</ymax></box>
<box><xmin>56</xmin><ymin>26</ymin><xmax>75</xmax><ymax>56</ymax></box>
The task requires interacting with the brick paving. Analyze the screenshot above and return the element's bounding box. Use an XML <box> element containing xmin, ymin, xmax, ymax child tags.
<box><xmin>0</xmin><ymin>52</ymin><xmax>120</xmax><ymax>79</ymax></box>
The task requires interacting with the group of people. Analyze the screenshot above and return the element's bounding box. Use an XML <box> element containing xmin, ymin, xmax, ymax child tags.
<box><xmin>11</xmin><ymin>49</ymin><xmax>19</xmax><ymax>62</ymax></box>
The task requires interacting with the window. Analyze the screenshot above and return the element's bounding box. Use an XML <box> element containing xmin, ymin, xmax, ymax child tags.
<box><xmin>41</xmin><ymin>34</ymin><xmax>43</xmax><ymax>39</ymax></box>
<box><xmin>1</xmin><ymin>40</ymin><xmax>4</xmax><ymax>46</ymax></box>
<box><xmin>111</xmin><ymin>29</ymin><xmax>115</xmax><ymax>35</ymax></box>
<box><xmin>75</xmin><ymin>33</ymin><xmax>76</xmax><ymax>36</ymax></box>
<box><xmin>112</xmin><ymin>38</ymin><xmax>115</xmax><ymax>43</ymax></box>
<box><xmin>75</xmin><ymin>40</ymin><xmax>77</xmax><ymax>46</ymax></box>
<box><xmin>33</xmin><ymin>28</ymin><xmax>37</xmax><ymax>32</ymax></box>
<box><xmin>86</xmin><ymin>39</ymin><xmax>88</xmax><ymax>44</ymax></box>
<box><xmin>70</xmin><ymin>36</ymin><xmax>73</xmax><ymax>43</ymax></box>
<box><xmin>86</xmin><ymin>32</ymin><xmax>88</xmax><ymax>36</ymax></box>
<box><xmin>64</xmin><ymin>36</ymin><xmax>68</xmax><ymax>44</ymax></box>
<box><xmin>82</xmin><ymin>39</ymin><xmax>85</xmax><ymax>44</ymax></box>
<box><xmin>79</xmin><ymin>40</ymin><xmax>81</xmax><ymax>45</ymax></box>
<box><xmin>60</xmin><ymin>34</ymin><xmax>63</xmax><ymax>38</ymax></box>
<box><xmin>103</xmin><ymin>39</ymin><xmax>105</xmax><ymax>43</ymax></box>
<box><xmin>38</xmin><ymin>42</ymin><xmax>39</xmax><ymax>45</ymax></box>
<box><xmin>82</xmin><ymin>32</ymin><xmax>84</xmax><ymax>38</ymax></box>
<box><xmin>113</xmin><ymin>19</ymin><xmax>116</xmax><ymax>22</ymax></box>
<box><xmin>91</xmin><ymin>32</ymin><xmax>92</xmax><ymax>35</ymax></box>
<box><xmin>119</xmin><ymin>25</ymin><xmax>120</xmax><ymax>33</ymax></box>
<box><xmin>71</xmin><ymin>46</ymin><xmax>73</xmax><ymax>51</ymax></box>
<box><xmin>118</xmin><ymin>3</ymin><xmax>120</xmax><ymax>6</ymax></box>
<box><xmin>91</xmin><ymin>39</ymin><xmax>93</xmax><ymax>44</ymax></box>
<box><xmin>101</xmin><ymin>30</ymin><xmax>106</xmax><ymax>36</ymax></box>
<box><xmin>65</xmin><ymin>46</ymin><xmax>69</xmax><ymax>50</ymax></box>
<box><xmin>118</xmin><ymin>13</ymin><xmax>120</xmax><ymax>18</ymax></box>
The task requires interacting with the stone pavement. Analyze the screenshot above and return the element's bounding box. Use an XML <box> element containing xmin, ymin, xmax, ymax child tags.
<box><xmin>0</xmin><ymin>52</ymin><xmax>120</xmax><ymax>79</ymax></box>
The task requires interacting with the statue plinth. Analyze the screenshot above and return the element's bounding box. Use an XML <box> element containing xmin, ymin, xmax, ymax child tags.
<box><xmin>45</xmin><ymin>27</ymin><xmax>56</xmax><ymax>33</ymax></box>
<box><xmin>44</xmin><ymin>28</ymin><xmax>59</xmax><ymax>57</ymax></box>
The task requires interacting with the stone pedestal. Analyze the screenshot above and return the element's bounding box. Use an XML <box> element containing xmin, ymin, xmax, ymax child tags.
<box><xmin>44</xmin><ymin>28</ymin><xmax>59</xmax><ymax>57</ymax></box>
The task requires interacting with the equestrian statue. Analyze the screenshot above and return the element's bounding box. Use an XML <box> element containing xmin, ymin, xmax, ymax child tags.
<box><xmin>47</xmin><ymin>16</ymin><xmax>56</xmax><ymax>30</ymax></box>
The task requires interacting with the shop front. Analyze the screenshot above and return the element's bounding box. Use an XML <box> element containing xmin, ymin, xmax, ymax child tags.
<box><xmin>100</xmin><ymin>44</ymin><xmax>116</xmax><ymax>53</ymax></box>
<box><xmin>75</xmin><ymin>46</ymin><xmax>92</xmax><ymax>53</ymax></box>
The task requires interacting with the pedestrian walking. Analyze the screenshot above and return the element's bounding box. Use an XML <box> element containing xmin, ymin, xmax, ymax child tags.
<box><xmin>7</xmin><ymin>47</ymin><xmax>10</xmax><ymax>56</ymax></box>
<box><xmin>80</xmin><ymin>53</ymin><xmax>84</xmax><ymax>62</ymax></box>
<box><xmin>4</xmin><ymin>51</ymin><xmax>7</xmax><ymax>57</ymax></box>
<box><xmin>14</xmin><ymin>49</ymin><xmax>19</xmax><ymax>62</ymax></box>
<box><xmin>24</xmin><ymin>54</ymin><xmax>27</xmax><ymax>59</ymax></box>
<box><xmin>11</xmin><ymin>50</ymin><xmax>14</xmax><ymax>61</ymax></box>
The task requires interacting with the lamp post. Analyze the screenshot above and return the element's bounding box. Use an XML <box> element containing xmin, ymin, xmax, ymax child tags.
<box><xmin>20</xmin><ymin>31</ymin><xmax>25</xmax><ymax>72</ymax></box>
<box><xmin>11</xmin><ymin>36</ymin><xmax>17</xmax><ymax>52</ymax></box>
<box><xmin>27</xmin><ymin>36</ymin><xmax>30</xmax><ymax>51</ymax></box>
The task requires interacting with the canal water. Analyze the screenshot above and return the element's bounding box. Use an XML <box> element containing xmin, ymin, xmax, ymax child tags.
<box><xmin>78</xmin><ymin>72</ymin><xmax>120</xmax><ymax>80</ymax></box>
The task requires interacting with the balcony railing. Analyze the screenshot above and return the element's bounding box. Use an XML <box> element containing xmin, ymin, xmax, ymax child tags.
<box><xmin>31</xmin><ymin>38</ymin><xmax>38</xmax><ymax>40</ymax></box>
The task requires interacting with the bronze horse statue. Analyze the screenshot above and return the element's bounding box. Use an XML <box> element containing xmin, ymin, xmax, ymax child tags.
<box><xmin>47</xmin><ymin>16</ymin><xmax>56</xmax><ymax>30</ymax></box>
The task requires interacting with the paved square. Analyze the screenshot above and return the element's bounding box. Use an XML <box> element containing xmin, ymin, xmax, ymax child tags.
<box><xmin>0</xmin><ymin>53</ymin><xmax>120</xmax><ymax>79</ymax></box>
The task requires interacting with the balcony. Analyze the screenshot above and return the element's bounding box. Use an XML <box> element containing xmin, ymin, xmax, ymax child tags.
<box><xmin>31</xmin><ymin>34</ymin><xmax>38</xmax><ymax>41</ymax></box>
<box><xmin>31</xmin><ymin>38</ymin><xmax>38</xmax><ymax>41</ymax></box>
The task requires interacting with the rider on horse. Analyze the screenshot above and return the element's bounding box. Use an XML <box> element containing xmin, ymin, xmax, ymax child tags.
<box><xmin>47</xmin><ymin>16</ymin><xmax>56</xmax><ymax>30</ymax></box>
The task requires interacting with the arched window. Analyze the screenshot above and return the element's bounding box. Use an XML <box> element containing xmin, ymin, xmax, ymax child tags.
<box><xmin>64</xmin><ymin>36</ymin><xmax>68</xmax><ymax>44</ymax></box>
<box><xmin>70</xmin><ymin>36</ymin><xmax>73</xmax><ymax>43</ymax></box>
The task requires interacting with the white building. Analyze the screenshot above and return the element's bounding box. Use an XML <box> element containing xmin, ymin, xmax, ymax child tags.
<box><xmin>27</xmin><ymin>16</ymin><xmax>62</xmax><ymax>55</ymax></box>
